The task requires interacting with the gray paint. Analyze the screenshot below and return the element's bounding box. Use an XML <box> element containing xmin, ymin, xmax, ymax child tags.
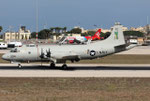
<box><xmin>2</xmin><ymin>23</ymin><xmax>132</xmax><ymax>64</ymax></box>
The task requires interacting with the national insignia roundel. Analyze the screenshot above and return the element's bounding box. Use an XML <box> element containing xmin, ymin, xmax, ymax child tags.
<box><xmin>90</xmin><ymin>50</ymin><xmax>96</xmax><ymax>56</ymax></box>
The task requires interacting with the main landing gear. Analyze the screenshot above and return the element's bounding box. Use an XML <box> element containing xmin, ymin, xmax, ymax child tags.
<box><xmin>18</xmin><ymin>64</ymin><xmax>22</xmax><ymax>68</ymax></box>
<box><xmin>50</xmin><ymin>63</ymin><xmax>68</xmax><ymax>70</ymax></box>
<box><xmin>62</xmin><ymin>64</ymin><xmax>68</xmax><ymax>70</ymax></box>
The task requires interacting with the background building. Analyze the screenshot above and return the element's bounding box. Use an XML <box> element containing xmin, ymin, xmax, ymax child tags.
<box><xmin>101</xmin><ymin>29</ymin><xmax>111</xmax><ymax>33</ymax></box>
<box><xmin>130</xmin><ymin>25</ymin><xmax>150</xmax><ymax>34</ymax></box>
<box><xmin>4</xmin><ymin>26</ymin><xmax>31</xmax><ymax>42</ymax></box>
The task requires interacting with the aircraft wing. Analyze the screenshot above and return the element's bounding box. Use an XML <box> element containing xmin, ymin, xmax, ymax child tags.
<box><xmin>51</xmin><ymin>54</ymin><xmax>80</xmax><ymax>63</ymax></box>
<box><xmin>51</xmin><ymin>51</ymin><xmax>80</xmax><ymax>62</ymax></box>
<box><xmin>62</xmin><ymin>55</ymin><xmax>80</xmax><ymax>60</ymax></box>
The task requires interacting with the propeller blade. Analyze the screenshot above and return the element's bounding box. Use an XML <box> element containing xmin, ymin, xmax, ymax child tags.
<box><xmin>40</xmin><ymin>48</ymin><xmax>45</xmax><ymax>59</ymax></box>
<box><xmin>46</xmin><ymin>48</ymin><xmax>51</xmax><ymax>58</ymax></box>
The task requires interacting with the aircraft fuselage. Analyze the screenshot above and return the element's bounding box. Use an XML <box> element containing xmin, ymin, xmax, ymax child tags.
<box><xmin>2</xmin><ymin>43</ymin><xmax>115</xmax><ymax>63</ymax></box>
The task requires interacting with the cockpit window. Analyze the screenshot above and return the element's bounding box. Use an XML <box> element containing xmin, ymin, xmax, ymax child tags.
<box><xmin>10</xmin><ymin>48</ymin><xmax>20</xmax><ymax>53</ymax></box>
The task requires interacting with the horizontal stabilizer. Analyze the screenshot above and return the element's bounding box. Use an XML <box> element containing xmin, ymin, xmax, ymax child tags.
<box><xmin>126</xmin><ymin>44</ymin><xmax>137</xmax><ymax>50</ymax></box>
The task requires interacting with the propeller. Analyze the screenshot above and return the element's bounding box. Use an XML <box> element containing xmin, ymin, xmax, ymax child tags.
<box><xmin>39</xmin><ymin>48</ymin><xmax>45</xmax><ymax>59</ymax></box>
<box><xmin>46</xmin><ymin>48</ymin><xmax>51</xmax><ymax>58</ymax></box>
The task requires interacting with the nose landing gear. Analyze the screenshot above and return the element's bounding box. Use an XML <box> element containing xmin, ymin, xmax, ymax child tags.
<box><xmin>18</xmin><ymin>64</ymin><xmax>22</xmax><ymax>68</ymax></box>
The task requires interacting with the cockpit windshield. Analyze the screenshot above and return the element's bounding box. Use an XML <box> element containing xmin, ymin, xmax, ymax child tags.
<box><xmin>10</xmin><ymin>48</ymin><xmax>20</xmax><ymax>53</ymax></box>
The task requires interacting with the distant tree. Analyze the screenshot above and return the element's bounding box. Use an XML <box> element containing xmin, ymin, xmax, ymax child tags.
<box><xmin>81</xmin><ymin>32</ymin><xmax>88</xmax><ymax>36</ymax></box>
<box><xmin>50</xmin><ymin>27</ymin><xmax>55</xmax><ymax>33</ymax></box>
<box><xmin>43</xmin><ymin>29</ymin><xmax>51</xmax><ymax>38</ymax></box>
<box><xmin>98</xmin><ymin>31</ymin><xmax>144</xmax><ymax>40</ymax></box>
<box><xmin>31</xmin><ymin>29</ymin><xmax>52</xmax><ymax>39</ymax></box>
<box><xmin>94</xmin><ymin>31</ymin><xmax>144</xmax><ymax>40</ymax></box>
<box><xmin>103</xmin><ymin>32</ymin><xmax>111</xmax><ymax>39</ymax></box>
<box><xmin>87</xmin><ymin>31</ymin><xmax>96</xmax><ymax>36</ymax></box>
<box><xmin>123</xmin><ymin>31</ymin><xmax>144</xmax><ymax>37</ymax></box>
<box><xmin>31</xmin><ymin>32</ymin><xmax>37</xmax><ymax>39</ymax></box>
<box><xmin>82</xmin><ymin>31</ymin><xmax>108</xmax><ymax>39</ymax></box>
<box><xmin>50</xmin><ymin>27</ymin><xmax>66</xmax><ymax>34</ymax></box>
<box><xmin>55</xmin><ymin>27</ymin><xmax>62</xmax><ymax>33</ymax></box>
<box><xmin>0</xmin><ymin>26</ymin><xmax>3</xmax><ymax>32</ymax></box>
<box><xmin>70</xmin><ymin>28</ymin><xmax>82</xmax><ymax>34</ymax></box>
<box><xmin>38</xmin><ymin>29</ymin><xmax>48</xmax><ymax>39</ymax></box>
<box><xmin>81</xmin><ymin>31</ymin><xmax>96</xmax><ymax>36</ymax></box>
<box><xmin>62</xmin><ymin>27</ymin><xmax>67</xmax><ymax>33</ymax></box>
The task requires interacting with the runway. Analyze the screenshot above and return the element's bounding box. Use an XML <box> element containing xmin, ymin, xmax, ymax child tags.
<box><xmin>0</xmin><ymin>64</ymin><xmax>150</xmax><ymax>77</ymax></box>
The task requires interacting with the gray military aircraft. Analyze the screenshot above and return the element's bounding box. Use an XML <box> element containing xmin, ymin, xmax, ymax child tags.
<box><xmin>2</xmin><ymin>23</ymin><xmax>136</xmax><ymax>69</ymax></box>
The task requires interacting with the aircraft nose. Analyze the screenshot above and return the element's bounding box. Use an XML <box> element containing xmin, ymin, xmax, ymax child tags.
<box><xmin>2</xmin><ymin>54</ymin><xmax>10</xmax><ymax>60</ymax></box>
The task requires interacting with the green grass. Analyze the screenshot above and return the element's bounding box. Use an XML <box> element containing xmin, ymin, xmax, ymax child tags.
<box><xmin>0</xmin><ymin>78</ymin><xmax>149</xmax><ymax>101</ymax></box>
<box><xmin>1</xmin><ymin>54</ymin><xmax>150</xmax><ymax>64</ymax></box>
<box><xmin>0</xmin><ymin>54</ymin><xmax>9</xmax><ymax>63</ymax></box>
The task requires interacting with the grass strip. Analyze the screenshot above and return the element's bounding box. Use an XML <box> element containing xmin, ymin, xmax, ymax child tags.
<box><xmin>0</xmin><ymin>78</ymin><xmax>149</xmax><ymax>101</ymax></box>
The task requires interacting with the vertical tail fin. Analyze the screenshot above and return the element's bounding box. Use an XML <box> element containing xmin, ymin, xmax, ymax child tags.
<box><xmin>110</xmin><ymin>22</ymin><xmax>125</xmax><ymax>46</ymax></box>
<box><xmin>92</xmin><ymin>22</ymin><xmax>126</xmax><ymax>47</ymax></box>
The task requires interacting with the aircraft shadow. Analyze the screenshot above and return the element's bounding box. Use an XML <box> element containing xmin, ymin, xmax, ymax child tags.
<box><xmin>0</xmin><ymin>65</ymin><xmax>150</xmax><ymax>71</ymax></box>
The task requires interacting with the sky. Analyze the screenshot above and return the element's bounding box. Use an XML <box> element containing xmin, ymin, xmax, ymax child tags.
<box><xmin>0</xmin><ymin>0</ymin><xmax>150</xmax><ymax>33</ymax></box>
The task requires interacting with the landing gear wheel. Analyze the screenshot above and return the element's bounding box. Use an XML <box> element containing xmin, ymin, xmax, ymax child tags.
<box><xmin>62</xmin><ymin>64</ymin><xmax>68</xmax><ymax>70</ymax></box>
<box><xmin>50</xmin><ymin>62</ymin><xmax>55</xmax><ymax>68</ymax></box>
<box><xmin>18</xmin><ymin>64</ymin><xmax>22</xmax><ymax>68</ymax></box>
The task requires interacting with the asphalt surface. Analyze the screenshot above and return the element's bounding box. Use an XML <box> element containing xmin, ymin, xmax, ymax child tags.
<box><xmin>0</xmin><ymin>64</ymin><xmax>150</xmax><ymax>77</ymax></box>
<box><xmin>117</xmin><ymin>46</ymin><xmax>150</xmax><ymax>55</ymax></box>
